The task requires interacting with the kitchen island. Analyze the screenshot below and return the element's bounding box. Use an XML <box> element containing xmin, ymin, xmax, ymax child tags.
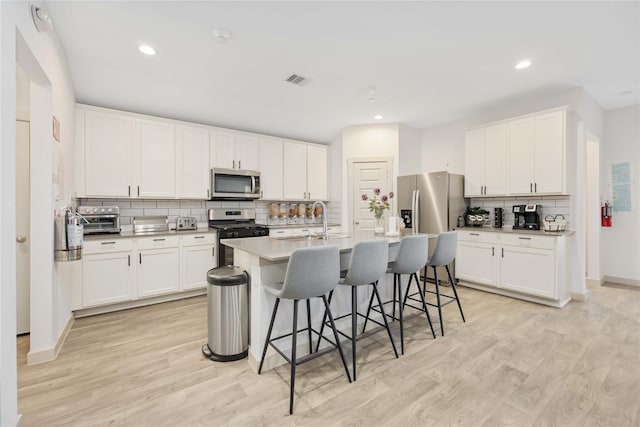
<box><xmin>222</xmin><ymin>232</ymin><xmax>427</xmax><ymax>371</ymax></box>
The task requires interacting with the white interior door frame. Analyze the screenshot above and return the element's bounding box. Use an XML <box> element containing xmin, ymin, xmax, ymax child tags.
<box><xmin>586</xmin><ymin>132</ymin><xmax>601</xmax><ymax>285</ymax></box>
<box><xmin>347</xmin><ymin>157</ymin><xmax>394</xmax><ymax>233</ymax></box>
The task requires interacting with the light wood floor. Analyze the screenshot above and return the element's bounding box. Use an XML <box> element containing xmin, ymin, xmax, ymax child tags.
<box><xmin>17</xmin><ymin>282</ymin><xmax>640</xmax><ymax>426</ymax></box>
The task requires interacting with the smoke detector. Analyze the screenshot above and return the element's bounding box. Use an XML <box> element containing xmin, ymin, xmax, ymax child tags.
<box><xmin>212</xmin><ymin>28</ymin><xmax>232</xmax><ymax>43</ymax></box>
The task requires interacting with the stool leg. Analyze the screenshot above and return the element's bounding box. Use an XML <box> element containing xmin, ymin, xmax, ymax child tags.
<box><xmin>397</xmin><ymin>274</ymin><xmax>404</xmax><ymax>355</ymax></box>
<box><xmin>392</xmin><ymin>273</ymin><xmax>397</xmax><ymax>321</ymax></box>
<box><xmin>289</xmin><ymin>300</ymin><xmax>299</xmax><ymax>415</ymax></box>
<box><xmin>352</xmin><ymin>286</ymin><xmax>358</xmax><ymax>380</ymax></box>
<box><xmin>422</xmin><ymin>266</ymin><xmax>428</xmax><ymax>296</ymax></box>
<box><xmin>361</xmin><ymin>286</ymin><xmax>376</xmax><ymax>333</ymax></box>
<box><xmin>402</xmin><ymin>272</ymin><xmax>417</xmax><ymax>308</ymax></box>
<box><xmin>258</xmin><ymin>298</ymin><xmax>280</xmax><ymax>374</ymax></box>
<box><xmin>446</xmin><ymin>265</ymin><xmax>466</xmax><ymax>322</ymax></box>
<box><xmin>322</xmin><ymin>295</ymin><xmax>352</xmax><ymax>383</ymax></box>
<box><xmin>306</xmin><ymin>299</ymin><xmax>313</xmax><ymax>354</ymax></box>
<box><xmin>372</xmin><ymin>282</ymin><xmax>399</xmax><ymax>358</ymax></box>
<box><xmin>414</xmin><ymin>275</ymin><xmax>436</xmax><ymax>339</ymax></box>
<box><xmin>314</xmin><ymin>290</ymin><xmax>334</xmax><ymax>353</ymax></box>
<box><xmin>433</xmin><ymin>266</ymin><xmax>444</xmax><ymax>336</ymax></box>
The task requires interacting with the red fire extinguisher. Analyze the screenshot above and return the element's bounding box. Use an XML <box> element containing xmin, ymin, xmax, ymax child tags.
<box><xmin>601</xmin><ymin>201</ymin><xmax>612</xmax><ymax>227</ymax></box>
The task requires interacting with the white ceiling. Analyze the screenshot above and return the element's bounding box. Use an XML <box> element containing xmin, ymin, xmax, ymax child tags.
<box><xmin>45</xmin><ymin>1</ymin><xmax>640</xmax><ymax>143</ymax></box>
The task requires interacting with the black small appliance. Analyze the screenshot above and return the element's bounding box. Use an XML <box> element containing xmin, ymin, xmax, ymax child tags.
<box><xmin>494</xmin><ymin>208</ymin><xmax>503</xmax><ymax>228</ymax></box>
<box><xmin>512</xmin><ymin>204</ymin><xmax>541</xmax><ymax>230</ymax></box>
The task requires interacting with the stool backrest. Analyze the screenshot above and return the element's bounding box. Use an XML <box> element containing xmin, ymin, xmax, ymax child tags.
<box><xmin>281</xmin><ymin>245</ymin><xmax>340</xmax><ymax>300</ymax></box>
<box><xmin>391</xmin><ymin>235</ymin><xmax>429</xmax><ymax>274</ymax></box>
<box><xmin>343</xmin><ymin>240</ymin><xmax>389</xmax><ymax>286</ymax></box>
<box><xmin>428</xmin><ymin>231</ymin><xmax>458</xmax><ymax>267</ymax></box>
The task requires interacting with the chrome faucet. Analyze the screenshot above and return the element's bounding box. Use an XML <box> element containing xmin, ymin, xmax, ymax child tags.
<box><xmin>312</xmin><ymin>201</ymin><xmax>328</xmax><ymax>240</ymax></box>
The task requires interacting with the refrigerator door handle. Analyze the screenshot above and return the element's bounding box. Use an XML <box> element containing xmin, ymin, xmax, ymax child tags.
<box><xmin>411</xmin><ymin>190</ymin><xmax>416</xmax><ymax>233</ymax></box>
<box><xmin>414</xmin><ymin>190</ymin><xmax>420</xmax><ymax>233</ymax></box>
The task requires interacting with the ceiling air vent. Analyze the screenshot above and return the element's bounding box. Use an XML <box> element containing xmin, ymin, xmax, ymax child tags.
<box><xmin>285</xmin><ymin>74</ymin><xmax>309</xmax><ymax>86</ymax></box>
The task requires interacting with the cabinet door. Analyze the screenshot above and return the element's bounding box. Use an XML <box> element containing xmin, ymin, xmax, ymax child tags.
<box><xmin>283</xmin><ymin>142</ymin><xmax>308</xmax><ymax>200</ymax></box>
<box><xmin>456</xmin><ymin>241</ymin><xmax>497</xmax><ymax>286</ymax></box>
<box><xmin>177</xmin><ymin>125</ymin><xmax>210</xmax><ymax>199</ymax></box>
<box><xmin>211</xmin><ymin>130</ymin><xmax>236</xmax><ymax>169</ymax></box>
<box><xmin>464</xmin><ymin>129</ymin><xmax>484</xmax><ymax>197</ymax></box>
<box><xmin>483</xmin><ymin>124</ymin><xmax>507</xmax><ymax>196</ymax></box>
<box><xmin>83</xmin><ymin>252</ymin><xmax>135</xmax><ymax>307</ymax></box>
<box><xmin>307</xmin><ymin>144</ymin><xmax>328</xmax><ymax>201</ymax></box>
<box><xmin>84</xmin><ymin>110</ymin><xmax>133</xmax><ymax>197</ymax></box>
<box><xmin>508</xmin><ymin>117</ymin><xmax>535</xmax><ymax>194</ymax></box>
<box><xmin>534</xmin><ymin>110</ymin><xmax>565</xmax><ymax>194</ymax></box>
<box><xmin>181</xmin><ymin>244</ymin><xmax>217</xmax><ymax>291</ymax></box>
<box><xmin>235</xmin><ymin>134</ymin><xmax>259</xmax><ymax>171</ymax></box>
<box><xmin>500</xmin><ymin>245</ymin><xmax>556</xmax><ymax>299</ymax></box>
<box><xmin>136</xmin><ymin>119</ymin><xmax>176</xmax><ymax>198</ymax></box>
<box><xmin>258</xmin><ymin>137</ymin><xmax>283</xmax><ymax>200</ymax></box>
<box><xmin>138</xmin><ymin>248</ymin><xmax>180</xmax><ymax>297</ymax></box>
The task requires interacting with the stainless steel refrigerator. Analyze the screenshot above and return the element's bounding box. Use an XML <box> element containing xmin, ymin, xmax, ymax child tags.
<box><xmin>397</xmin><ymin>171</ymin><xmax>468</xmax><ymax>281</ymax></box>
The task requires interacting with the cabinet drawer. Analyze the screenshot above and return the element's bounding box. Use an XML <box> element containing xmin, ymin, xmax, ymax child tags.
<box><xmin>137</xmin><ymin>235</ymin><xmax>180</xmax><ymax>250</ymax></box>
<box><xmin>270</xmin><ymin>228</ymin><xmax>293</xmax><ymax>238</ymax></box>
<box><xmin>501</xmin><ymin>234</ymin><xmax>555</xmax><ymax>250</ymax></box>
<box><xmin>180</xmin><ymin>233</ymin><xmax>217</xmax><ymax>246</ymax></box>
<box><xmin>457</xmin><ymin>230</ymin><xmax>497</xmax><ymax>244</ymax></box>
<box><xmin>84</xmin><ymin>238</ymin><xmax>133</xmax><ymax>254</ymax></box>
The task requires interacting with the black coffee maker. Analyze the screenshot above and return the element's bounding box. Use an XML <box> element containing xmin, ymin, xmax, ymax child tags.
<box><xmin>513</xmin><ymin>204</ymin><xmax>541</xmax><ymax>230</ymax></box>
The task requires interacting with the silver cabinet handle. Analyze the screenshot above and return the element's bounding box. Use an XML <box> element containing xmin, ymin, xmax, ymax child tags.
<box><xmin>233</xmin><ymin>160</ymin><xmax>236</xmax><ymax>169</ymax></box>
<box><xmin>153</xmin><ymin>238</ymin><xmax>166</xmax><ymax>241</ymax></box>
<box><xmin>139</xmin><ymin>253</ymin><xmax>142</xmax><ymax>264</ymax></box>
<box><xmin>194</xmin><ymin>236</ymin><xmax>205</xmax><ymax>239</ymax></box>
<box><xmin>137</xmin><ymin>186</ymin><xmax>140</xmax><ymax>196</ymax></box>
<box><xmin>275</xmin><ymin>230</ymin><xmax>285</xmax><ymax>234</ymax></box>
<box><xmin>212</xmin><ymin>247</ymin><xmax>215</xmax><ymax>256</ymax></box>
<box><xmin>207</xmin><ymin>189</ymin><xmax>210</xmax><ymax>199</ymax></box>
<box><xmin>530</xmin><ymin>183</ymin><xmax>533</xmax><ymax>193</ymax></box>
<box><xmin>470</xmin><ymin>233</ymin><xmax>480</xmax><ymax>236</ymax></box>
<box><xmin>238</xmin><ymin>160</ymin><xmax>241</xmax><ymax>169</ymax></box>
<box><xmin>355</xmin><ymin>221</ymin><xmax>359</xmax><ymax>225</ymax></box>
<box><xmin>518</xmin><ymin>237</ymin><xmax>532</xmax><ymax>240</ymax></box>
<box><xmin>128</xmin><ymin>254</ymin><xmax>130</xmax><ymax>266</ymax></box>
<box><xmin>128</xmin><ymin>185</ymin><xmax>131</xmax><ymax>196</ymax></box>
<box><xmin>492</xmin><ymin>246</ymin><xmax>495</xmax><ymax>256</ymax></box>
<box><xmin>534</xmin><ymin>182</ymin><xmax>537</xmax><ymax>193</ymax></box>
<box><xmin>260</xmin><ymin>190</ymin><xmax>263</xmax><ymax>198</ymax></box>
<box><xmin>101</xmin><ymin>241</ymin><xmax>116</xmax><ymax>245</ymax></box>
<box><xmin>16</xmin><ymin>235</ymin><xmax>27</xmax><ymax>243</ymax></box>
<box><xmin>308</xmin><ymin>192</ymin><xmax>311</xmax><ymax>199</ymax></box>
<box><xmin>501</xmin><ymin>248</ymin><xmax>504</xmax><ymax>258</ymax></box>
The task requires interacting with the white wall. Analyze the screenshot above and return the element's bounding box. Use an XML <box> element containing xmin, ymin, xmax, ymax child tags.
<box><xmin>601</xmin><ymin>105</ymin><xmax>640</xmax><ymax>284</ymax></box>
<box><xmin>398</xmin><ymin>124</ymin><xmax>421</xmax><ymax>175</ymax></box>
<box><xmin>1</xmin><ymin>2</ymin><xmax>77</xmax><ymax>424</ymax></box>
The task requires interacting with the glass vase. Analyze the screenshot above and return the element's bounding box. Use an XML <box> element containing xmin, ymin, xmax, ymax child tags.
<box><xmin>374</xmin><ymin>215</ymin><xmax>386</xmax><ymax>235</ymax></box>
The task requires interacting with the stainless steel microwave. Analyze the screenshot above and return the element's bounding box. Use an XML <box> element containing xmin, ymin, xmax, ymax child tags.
<box><xmin>210</xmin><ymin>168</ymin><xmax>261</xmax><ymax>200</ymax></box>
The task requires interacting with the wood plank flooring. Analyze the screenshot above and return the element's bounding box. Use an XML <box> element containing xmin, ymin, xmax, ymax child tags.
<box><xmin>17</xmin><ymin>282</ymin><xmax>640</xmax><ymax>426</ymax></box>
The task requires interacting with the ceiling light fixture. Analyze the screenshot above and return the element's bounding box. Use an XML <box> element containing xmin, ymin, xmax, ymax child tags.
<box><xmin>212</xmin><ymin>28</ymin><xmax>232</xmax><ymax>43</ymax></box>
<box><xmin>620</xmin><ymin>90</ymin><xmax>633</xmax><ymax>95</ymax></box>
<box><xmin>374</xmin><ymin>114</ymin><xmax>383</xmax><ymax>120</ymax></box>
<box><xmin>31</xmin><ymin>5</ymin><xmax>54</xmax><ymax>32</ymax></box>
<box><xmin>368</xmin><ymin>98</ymin><xmax>376</xmax><ymax>103</ymax></box>
<box><xmin>515</xmin><ymin>60</ymin><xmax>532</xmax><ymax>70</ymax></box>
<box><xmin>138</xmin><ymin>45</ymin><xmax>156</xmax><ymax>56</ymax></box>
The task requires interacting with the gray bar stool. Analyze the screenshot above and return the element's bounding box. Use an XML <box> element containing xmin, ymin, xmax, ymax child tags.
<box><xmin>421</xmin><ymin>231</ymin><xmax>465</xmax><ymax>336</ymax></box>
<box><xmin>257</xmin><ymin>245</ymin><xmax>351</xmax><ymax>415</ymax></box>
<box><xmin>315</xmin><ymin>240</ymin><xmax>398</xmax><ymax>381</ymax></box>
<box><xmin>364</xmin><ymin>235</ymin><xmax>436</xmax><ymax>354</ymax></box>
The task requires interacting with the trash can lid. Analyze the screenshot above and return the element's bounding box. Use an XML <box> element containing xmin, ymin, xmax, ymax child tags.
<box><xmin>207</xmin><ymin>266</ymin><xmax>248</xmax><ymax>286</ymax></box>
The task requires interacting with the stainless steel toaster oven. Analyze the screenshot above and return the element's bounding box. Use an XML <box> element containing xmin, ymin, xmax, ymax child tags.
<box><xmin>78</xmin><ymin>205</ymin><xmax>121</xmax><ymax>234</ymax></box>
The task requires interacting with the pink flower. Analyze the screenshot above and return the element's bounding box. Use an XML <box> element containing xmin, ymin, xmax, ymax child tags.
<box><xmin>381</xmin><ymin>195</ymin><xmax>388</xmax><ymax>202</ymax></box>
<box><xmin>374</xmin><ymin>188</ymin><xmax>381</xmax><ymax>196</ymax></box>
<box><xmin>389</xmin><ymin>191</ymin><xmax>394</xmax><ymax>198</ymax></box>
<box><xmin>361</xmin><ymin>193</ymin><xmax>369</xmax><ymax>201</ymax></box>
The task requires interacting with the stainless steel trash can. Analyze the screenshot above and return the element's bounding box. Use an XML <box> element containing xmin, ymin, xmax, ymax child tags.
<box><xmin>202</xmin><ymin>266</ymin><xmax>249</xmax><ymax>362</ymax></box>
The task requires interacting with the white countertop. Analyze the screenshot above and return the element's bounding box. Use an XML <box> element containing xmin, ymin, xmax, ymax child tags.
<box><xmin>221</xmin><ymin>231</ymin><xmax>439</xmax><ymax>261</ymax></box>
<box><xmin>454</xmin><ymin>226</ymin><xmax>574</xmax><ymax>237</ymax></box>
<box><xmin>84</xmin><ymin>228</ymin><xmax>216</xmax><ymax>241</ymax></box>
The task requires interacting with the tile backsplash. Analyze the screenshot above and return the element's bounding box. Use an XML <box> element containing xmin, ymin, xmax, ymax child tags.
<box><xmin>77</xmin><ymin>199</ymin><xmax>341</xmax><ymax>228</ymax></box>
<box><xmin>469</xmin><ymin>196</ymin><xmax>571</xmax><ymax>229</ymax></box>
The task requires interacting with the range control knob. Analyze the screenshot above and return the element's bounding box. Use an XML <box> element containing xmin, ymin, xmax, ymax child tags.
<box><xmin>93</xmin><ymin>208</ymin><xmax>98</xmax><ymax>213</ymax></box>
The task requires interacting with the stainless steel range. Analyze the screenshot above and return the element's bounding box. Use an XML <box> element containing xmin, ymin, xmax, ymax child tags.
<box><xmin>208</xmin><ymin>208</ymin><xmax>269</xmax><ymax>266</ymax></box>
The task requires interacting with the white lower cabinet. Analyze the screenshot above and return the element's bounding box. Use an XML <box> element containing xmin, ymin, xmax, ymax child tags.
<box><xmin>180</xmin><ymin>234</ymin><xmax>217</xmax><ymax>291</ymax></box>
<box><xmin>456</xmin><ymin>230</ymin><xmax>566</xmax><ymax>305</ymax></box>
<box><xmin>82</xmin><ymin>239</ymin><xmax>135</xmax><ymax>307</ymax></box>
<box><xmin>81</xmin><ymin>232</ymin><xmax>217</xmax><ymax>311</ymax></box>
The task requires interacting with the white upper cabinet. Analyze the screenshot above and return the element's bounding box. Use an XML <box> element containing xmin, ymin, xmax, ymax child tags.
<box><xmin>258</xmin><ymin>137</ymin><xmax>284</xmax><ymax>200</ymax></box>
<box><xmin>507</xmin><ymin>109</ymin><xmax>566</xmax><ymax>195</ymax></box>
<box><xmin>306</xmin><ymin>144</ymin><xmax>328</xmax><ymax>201</ymax></box>
<box><xmin>283</xmin><ymin>142</ymin><xmax>328</xmax><ymax>201</ymax></box>
<box><xmin>464</xmin><ymin>123</ymin><xmax>507</xmax><ymax>197</ymax></box>
<box><xmin>211</xmin><ymin>130</ymin><xmax>259</xmax><ymax>171</ymax></box>
<box><xmin>283</xmin><ymin>142</ymin><xmax>308</xmax><ymax>200</ymax></box>
<box><xmin>82</xmin><ymin>109</ymin><xmax>134</xmax><ymax>197</ymax></box>
<box><xmin>136</xmin><ymin>119</ymin><xmax>176</xmax><ymax>198</ymax></box>
<box><xmin>176</xmin><ymin>125</ymin><xmax>210</xmax><ymax>199</ymax></box>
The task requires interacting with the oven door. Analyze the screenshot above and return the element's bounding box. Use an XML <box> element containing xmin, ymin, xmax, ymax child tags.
<box><xmin>211</xmin><ymin>168</ymin><xmax>260</xmax><ymax>200</ymax></box>
<box><xmin>83</xmin><ymin>215</ymin><xmax>120</xmax><ymax>234</ymax></box>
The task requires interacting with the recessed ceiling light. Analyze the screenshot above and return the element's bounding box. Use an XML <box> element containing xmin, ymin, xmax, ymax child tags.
<box><xmin>374</xmin><ymin>114</ymin><xmax>383</xmax><ymax>120</ymax></box>
<box><xmin>138</xmin><ymin>45</ymin><xmax>156</xmax><ymax>56</ymax></box>
<box><xmin>368</xmin><ymin>98</ymin><xmax>376</xmax><ymax>103</ymax></box>
<box><xmin>212</xmin><ymin>28</ymin><xmax>232</xmax><ymax>43</ymax></box>
<box><xmin>515</xmin><ymin>60</ymin><xmax>531</xmax><ymax>70</ymax></box>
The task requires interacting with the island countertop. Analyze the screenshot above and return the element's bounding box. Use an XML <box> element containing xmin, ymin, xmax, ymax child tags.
<box><xmin>221</xmin><ymin>232</ymin><xmax>426</xmax><ymax>261</ymax></box>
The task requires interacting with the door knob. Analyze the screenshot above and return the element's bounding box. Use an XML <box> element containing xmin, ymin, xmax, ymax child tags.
<box><xmin>355</xmin><ymin>221</ymin><xmax>359</xmax><ymax>225</ymax></box>
<box><xmin>16</xmin><ymin>235</ymin><xmax>27</xmax><ymax>243</ymax></box>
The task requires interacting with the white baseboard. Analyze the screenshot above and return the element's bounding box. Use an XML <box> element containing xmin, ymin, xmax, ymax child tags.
<box><xmin>603</xmin><ymin>276</ymin><xmax>640</xmax><ymax>287</ymax></box>
<box><xmin>570</xmin><ymin>291</ymin><xmax>588</xmax><ymax>302</ymax></box>
<box><xmin>15</xmin><ymin>414</ymin><xmax>23</xmax><ymax>427</ymax></box>
<box><xmin>27</xmin><ymin>314</ymin><xmax>74</xmax><ymax>365</ymax></box>
<box><xmin>586</xmin><ymin>277</ymin><xmax>604</xmax><ymax>287</ymax></box>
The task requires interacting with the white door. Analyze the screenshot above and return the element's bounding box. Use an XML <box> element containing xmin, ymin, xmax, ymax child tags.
<box><xmin>258</xmin><ymin>137</ymin><xmax>283</xmax><ymax>200</ymax></box>
<box><xmin>138</xmin><ymin>248</ymin><xmax>180</xmax><ymax>297</ymax></box>
<box><xmin>483</xmin><ymin>124</ymin><xmax>507</xmax><ymax>196</ymax></box>
<box><xmin>83</xmin><ymin>252</ymin><xmax>135</xmax><ymax>307</ymax></box>
<box><xmin>234</xmin><ymin>134</ymin><xmax>259</xmax><ymax>171</ymax></box>
<box><xmin>307</xmin><ymin>144</ymin><xmax>328</xmax><ymax>201</ymax></box>
<box><xmin>351</xmin><ymin>160</ymin><xmax>393</xmax><ymax>233</ymax></box>
<box><xmin>176</xmin><ymin>125</ymin><xmax>210</xmax><ymax>199</ymax></box>
<box><xmin>136</xmin><ymin>119</ymin><xmax>176</xmax><ymax>198</ymax></box>
<box><xmin>211</xmin><ymin>130</ymin><xmax>236</xmax><ymax>169</ymax></box>
<box><xmin>508</xmin><ymin>117</ymin><xmax>535</xmax><ymax>194</ymax></box>
<box><xmin>16</xmin><ymin>120</ymin><xmax>30</xmax><ymax>334</ymax></box>
<box><xmin>456</xmin><ymin>241</ymin><xmax>497</xmax><ymax>286</ymax></box>
<box><xmin>534</xmin><ymin>110</ymin><xmax>565</xmax><ymax>194</ymax></box>
<box><xmin>500</xmin><ymin>246</ymin><xmax>556</xmax><ymax>299</ymax></box>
